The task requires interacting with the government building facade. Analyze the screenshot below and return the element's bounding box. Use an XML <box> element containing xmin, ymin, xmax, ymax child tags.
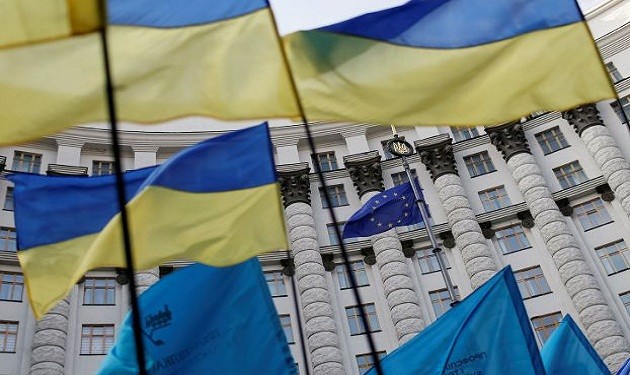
<box><xmin>1</xmin><ymin>1</ymin><xmax>630</xmax><ymax>374</ymax></box>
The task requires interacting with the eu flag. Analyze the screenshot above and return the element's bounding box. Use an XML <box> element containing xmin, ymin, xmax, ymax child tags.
<box><xmin>342</xmin><ymin>182</ymin><xmax>424</xmax><ymax>239</ymax></box>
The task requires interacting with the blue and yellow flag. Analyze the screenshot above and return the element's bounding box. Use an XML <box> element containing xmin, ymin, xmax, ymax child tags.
<box><xmin>541</xmin><ymin>315</ymin><xmax>610</xmax><ymax>375</ymax></box>
<box><xmin>0</xmin><ymin>0</ymin><xmax>298</xmax><ymax>146</ymax></box>
<box><xmin>98</xmin><ymin>259</ymin><xmax>297</xmax><ymax>374</ymax></box>
<box><xmin>8</xmin><ymin>123</ymin><xmax>288</xmax><ymax>319</ymax></box>
<box><xmin>284</xmin><ymin>0</ymin><xmax>615</xmax><ymax>127</ymax></box>
<box><xmin>366</xmin><ymin>266</ymin><xmax>545</xmax><ymax>375</ymax></box>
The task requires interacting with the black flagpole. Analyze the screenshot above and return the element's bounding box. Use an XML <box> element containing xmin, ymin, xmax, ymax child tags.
<box><xmin>97</xmin><ymin>1</ymin><xmax>148</xmax><ymax>373</ymax></box>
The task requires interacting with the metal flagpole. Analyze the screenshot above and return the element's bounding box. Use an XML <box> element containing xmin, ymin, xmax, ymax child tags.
<box><xmin>387</xmin><ymin>126</ymin><xmax>459</xmax><ymax>304</ymax></box>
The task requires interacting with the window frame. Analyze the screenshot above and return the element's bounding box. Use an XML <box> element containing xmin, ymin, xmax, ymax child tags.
<box><xmin>534</xmin><ymin>126</ymin><xmax>569</xmax><ymax>155</ymax></box>
<box><xmin>573</xmin><ymin>198</ymin><xmax>613</xmax><ymax>231</ymax></box>
<box><xmin>0</xmin><ymin>320</ymin><xmax>18</xmax><ymax>353</ymax></box>
<box><xmin>429</xmin><ymin>287</ymin><xmax>460</xmax><ymax>318</ymax></box>
<box><xmin>553</xmin><ymin>161</ymin><xmax>588</xmax><ymax>189</ymax></box>
<box><xmin>478</xmin><ymin>185</ymin><xmax>511</xmax><ymax>212</ymax></box>
<box><xmin>595</xmin><ymin>240</ymin><xmax>630</xmax><ymax>275</ymax></box>
<box><xmin>0</xmin><ymin>227</ymin><xmax>17</xmax><ymax>253</ymax></box>
<box><xmin>264</xmin><ymin>271</ymin><xmax>288</xmax><ymax>297</ymax></box>
<box><xmin>12</xmin><ymin>151</ymin><xmax>42</xmax><ymax>174</ymax></box>
<box><xmin>416</xmin><ymin>247</ymin><xmax>449</xmax><ymax>274</ymax></box>
<box><xmin>337</xmin><ymin>261</ymin><xmax>369</xmax><ymax>289</ymax></box>
<box><xmin>92</xmin><ymin>160</ymin><xmax>115</xmax><ymax>176</ymax></box>
<box><xmin>0</xmin><ymin>272</ymin><xmax>24</xmax><ymax>302</ymax></box>
<box><xmin>463</xmin><ymin>151</ymin><xmax>496</xmax><ymax>178</ymax></box>
<box><xmin>450</xmin><ymin>126</ymin><xmax>480</xmax><ymax>142</ymax></box>
<box><xmin>279</xmin><ymin>314</ymin><xmax>295</xmax><ymax>344</ymax></box>
<box><xmin>3</xmin><ymin>187</ymin><xmax>13</xmax><ymax>211</ymax></box>
<box><xmin>356</xmin><ymin>351</ymin><xmax>387</xmax><ymax>374</ymax></box>
<box><xmin>514</xmin><ymin>266</ymin><xmax>552</xmax><ymax>300</ymax></box>
<box><xmin>620</xmin><ymin>291</ymin><xmax>630</xmax><ymax>316</ymax></box>
<box><xmin>531</xmin><ymin>312</ymin><xmax>562</xmax><ymax>345</ymax></box>
<box><xmin>345</xmin><ymin>303</ymin><xmax>381</xmax><ymax>336</ymax></box>
<box><xmin>82</xmin><ymin>277</ymin><xmax>116</xmax><ymax>306</ymax></box>
<box><xmin>315</xmin><ymin>152</ymin><xmax>338</xmax><ymax>172</ymax></box>
<box><xmin>80</xmin><ymin>324</ymin><xmax>115</xmax><ymax>355</ymax></box>
<box><xmin>391</xmin><ymin>171</ymin><xmax>409</xmax><ymax>186</ymax></box>
<box><xmin>319</xmin><ymin>184</ymin><xmax>349</xmax><ymax>209</ymax></box>
<box><xmin>495</xmin><ymin>224</ymin><xmax>531</xmax><ymax>255</ymax></box>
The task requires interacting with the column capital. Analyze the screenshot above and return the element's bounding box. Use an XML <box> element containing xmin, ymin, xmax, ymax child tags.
<box><xmin>562</xmin><ymin>103</ymin><xmax>605</xmax><ymax>136</ymax></box>
<box><xmin>343</xmin><ymin>151</ymin><xmax>384</xmax><ymax>198</ymax></box>
<box><xmin>485</xmin><ymin>121</ymin><xmax>531</xmax><ymax>162</ymax></box>
<box><xmin>277</xmin><ymin>162</ymin><xmax>311</xmax><ymax>208</ymax></box>
<box><xmin>415</xmin><ymin>135</ymin><xmax>457</xmax><ymax>182</ymax></box>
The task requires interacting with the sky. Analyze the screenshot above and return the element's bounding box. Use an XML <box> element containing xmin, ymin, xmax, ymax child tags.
<box><xmin>270</xmin><ymin>0</ymin><xmax>610</xmax><ymax>35</ymax></box>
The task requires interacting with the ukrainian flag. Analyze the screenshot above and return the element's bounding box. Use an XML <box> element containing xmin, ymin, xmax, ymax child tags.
<box><xmin>284</xmin><ymin>0</ymin><xmax>616</xmax><ymax>127</ymax></box>
<box><xmin>8</xmin><ymin>123</ymin><xmax>288</xmax><ymax>319</ymax></box>
<box><xmin>0</xmin><ymin>0</ymin><xmax>298</xmax><ymax>146</ymax></box>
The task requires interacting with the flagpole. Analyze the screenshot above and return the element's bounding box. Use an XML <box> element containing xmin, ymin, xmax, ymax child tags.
<box><xmin>388</xmin><ymin>127</ymin><xmax>458</xmax><ymax>304</ymax></box>
<box><xmin>97</xmin><ymin>1</ymin><xmax>148</xmax><ymax>373</ymax></box>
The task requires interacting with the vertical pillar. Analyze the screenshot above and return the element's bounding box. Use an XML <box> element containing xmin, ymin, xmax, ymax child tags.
<box><xmin>344</xmin><ymin>151</ymin><xmax>425</xmax><ymax>344</ymax></box>
<box><xmin>563</xmin><ymin>104</ymin><xmax>630</xmax><ymax>218</ymax></box>
<box><xmin>29</xmin><ymin>299</ymin><xmax>69</xmax><ymax>375</ymax></box>
<box><xmin>415</xmin><ymin>135</ymin><xmax>499</xmax><ymax>288</ymax></box>
<box><xmin>278</xmin><ymin>163</ymin><xmax>344</xmax><ymax>375</ymax></box>
<box><xmin>55</xmin><ymin>140</ymin><xmax>84</xmax><ymax>166</ymax></box>
<box><xmin>486</xmin><ymin>122</ymin><xmax>630</xmax><ymax>370</ymax></box>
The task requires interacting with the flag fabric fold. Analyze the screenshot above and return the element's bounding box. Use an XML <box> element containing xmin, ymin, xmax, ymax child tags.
<box><xmin>283</xmin><ymin>0</ymin><xmax>615</xmax><ymax>127</ymax></box>
<box><xmin>342</xmin><ymin>182</ymin><xmax>423</xmax><ymax>239</ymax></box>
<box><xmin>0</xmin><ymin>0</ymin><xmax>298</xmax><ymax>146</ymax></box>
<box><xmin>541</xmin><ymin>315</ymin><xmax>610</xmax><ymax>375</ymax></box>
<box><xmin>366</xmin><ymin>266</ymin><xmax>545</xmax><ymax>375</ymax></box>
<box><xmin>8</xmin><ymin>123</ymin><xmax>288</xmax><ymax>319</ymax></box>
<box><xmin>97</xmin><ymin>259</ymin><xmax>297</xmax><ymax>374</ymax></box>
<box><xmin>617</xmin><ymin>358</ymin><xmax>630</xmax><ymax>375</ymax></box>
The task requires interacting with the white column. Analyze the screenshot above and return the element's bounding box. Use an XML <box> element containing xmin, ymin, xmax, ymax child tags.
<box><xmin>341</xmin><ymin>126</ymin><xmax>370</xmax><ymax>155</ymax></box>
<box><xmin>29</xmin><ymin>299</ymin><xmax>69</xmax><ymax>375</ymax></box>
<box><xmin>55</xmin><ymin>140</ymin><xmax>83</xmax><ymax>166</ymax></box>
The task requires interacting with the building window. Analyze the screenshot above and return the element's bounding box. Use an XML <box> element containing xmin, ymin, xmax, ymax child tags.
<box><xmin>464</xmin><ymin>151</ymin><xmax>495</xmax><ymax>177</ymax></box>
<box><xmin>495</xmin><ymin>224</ymin><xmax>530</xmax><ymax>254</ymax></box>
<box><xmin>319</xmin><ymin>184</ymin><xmax>348</xmax><ymax>208</ymax></box>
<box><xmin>611</xmin><ymin>95</ymin><xmax>630</xmax><ymax>124</ymax></box>
<box><xmin>92</xmin><ymin>160</ymin><xmax>115</xmax><ymax>176</ymax></box>
<box><xmin>346</xmin><ymin>304</ymin><xmax>380</xmax><ymax>335</ymax></box>
<box><xmin>532</xmin><ymin>312</ymin><xmax>562</xmax><ymax>345</ymax></box>
<box><xmin>574</xmin><ymin>198</ymin><xmax>613</xmax><ymax>231</ymax></box>
<box><xmin>0</xmin><ymin>321</ymin><xmax>18</xmax><ymax>353</ymax></box>
<box><xmin>553</xmin><ymin>161</ymin><xmax>588</xmax><ymax>189</ymax></box>
<box><xmin>279</xmin><ymin>315</ymin><xmax>294</xmax><ymax>344</ymax></box>
<box><xmin>0</xmin><ymin>227</ymin><xmax>16</xmax><ymax>253</ymax></box>
<box><xmin>416</xmin><ymin>247</ymin><xmax>449</xmax><ymax>274</ymax></box>
<box><xmin>83</xmin><ymin>278</ymin><xmax>116</xmax><ymax>305</ymax></box>
<box><xmin>327</xmin><ymin>222</ymin><xmax>349</xmax><ymax>244</ymax></box>
<box><xmin>478</xmin><ymin>186</ymin><xmax>511</xmax><ymax>212</ymax></box>
<box><xmin>451</xmin><ymin>126</ymin><xmax>479</xmax><ymax>142</ymax></box>
<box><xmin>3</xmin><ymin>187</ymin><xmax>13</xmax><ymax>211</ymax></box>
<box><xmin>356</xmin><ymin>352</ymin><xmax>387</xmax><ymax>374</ymax></box>
<box><xmin>315</xmin><ymin>152</ymin><xmax>338</xmax><ymax>172</ymax></box>
<box><xmin>535</xmin><ymin>127</ymin><xmax>569</xmax><ymax>155</ymax></box>
<box><xmin>337</xmin><ymin>261</ymin><xmax>369</xmax><ymax>289</ymax></box>
<box><xmin>429</xmin><ymin>288</ymin><xmax>460</xmax><ymax>318</ymax></box>
<box><xmin>391</xmin><ymin>171</ymin><xmax>409</xmax><ymax>186</ymax></box>
<box><xmin>265</xmin><ymin>271</ymin><xmax>287</xmax><ymax>297</ymax></box>
<box><xmin>514</xmin><ymin>266</ymin><xmax>551</xmax><ymax>299</ymax></box>
<box><xmin>12</xmin><ymin>151</ymin><xmax>41</xmax><ymax>173</ymax></box>
<box><xmin>606</xmin><ymin>62</ymin><xmax>623</xmax><ymax>83</ymax></box>
<box><xmin>0</xmin><ymin>272</ymin><xmax>23</xmax><ymax>302</ymax></box>
<box><xmin>595</xmin><ymin>240</ymin><xmax>630</xmax><ymax>275</ymax></box>
<box><xmin>80</xmin><ymin>324</ymin><xmax>115</xmax><ymax>355</ymax></box>
<box><xmin>620</xmin><ymin>292</ymin><xmax>630</xmax><ymax>316</ymax></box>
<box><xmin>381</xmin><ymin>140</ymin><xmax>395</xmax><ymax>160</ymax></box>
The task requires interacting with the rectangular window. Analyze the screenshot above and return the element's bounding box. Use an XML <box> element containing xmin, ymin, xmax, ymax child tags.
<box><xmin>92</xmin><ymin>160</ymin><xmax>115</xmax><ymax>176</ymax></box>
<box><xmin>80</xmin><ymin>324</ymin><xmax>115</xmax><ymax>355</ymax></box>
<box><xmin>495</xmin><ymin>224</ymin><xmax>530</xmax><ymax>254</ymax></box>
<box><xmin>535</xmin><ymin>127</ymin><xmax>569</xmax><ymax>155</ymax></box>
<box><xmin>553</xmin><ymin>161</ymin><xmax>588</xmax><ymax>189</ymax></box>
<box><xmin>279</xmin><ymin>315</ymin><xmax>294</xmax><ymax>344</ymax></box>
<box><xmin>620</xmin><ymin>292</ymin><xmax>630</xmax><ymax>316</ymax></box>
<box><xmin>3</xmin><ymin>187</ymin><xmax>13</xmax><ymax>211</ymax></box>
<box><xmin>83</xmin><ymin>278</ymin><xmax>116</xmax><ymax>305</ymax></box>
<box><xmin>391</xmin><ymin>171</ymin><xmax>409</xmax><ymax>186</ymax></box>
<box><xmin>514</xmin><ymin>266</ymin><xmax>551</xmax><ymax>299</ymax></box>
<box><xmin>346</xmin><ymin>303</ymin><xmax>380</xmax><ymax>335</ymax></box>
<box><xmin>595</xmin><ymin>240</ymin><xmax>630</xmax><ymax>275</ymax></box>
<box><xmin>0</xmin><ymin>272</ymin><xmax>24</xmax><ymax>302</ymax></box>
<box><xmin>478</xmin><ymin>186</ymin><xmax>511</xmax><ymax>212</ymax></box>
<box><xmin>532</xmin><ymin>312</ymin><xmax>562</xmax><ymax>345</ymax></box>
<box><xmin>12</xmin><ymin>151</ymin><xmax>42</xmax><ymax>173</ymax></box>
<box><xmin>429</xmin><ymin>288</ymin><xmax>460</xmax><ymax>318</ymax></box>
<box><xmin>464</xmin><ymin>151</ymin><xmax>495</xmax><ymax>177</ymax></box>
<box><xmin>327</xmin><ymin>222</ymin><xmax>349</xmax><ymax>244</ymax></box>
<box><xmin>356</xmin><ymin>352</ymin><xmax>387</xmax><ymax>374</ymax></box>
<box><xmin>319</xmin><ymin>184</ymin><xmax>348</xmax><ymax>208</ymax></box>
<box><xmin>0</xmin><ymin>227</ymin><xmax>16</xmax><ymax>253</ymax></box>
<box><xmin>606</xmin><ymin>62</ymin><xmax>623</xmax><ymax>83</ymax></box>
<box><xmin>381</xmin><ymin>140</ymin><xmax>395</xmax><ymax>160</ymax></box>
<box><xmin>451</xmin><ymin>126</ymin><xmax>480</xmax><ymax>142</ymax></box>
<box><xmin>316</xmin><ymin>152</ymin><xmax>338</xmax><ymax>172</ymax></box>
<box><xmin>574</xmin><ymin>198</ymin><xmax>613</xmax><ymax>231</ymax></box>
<box><xmin>337</xmin><ymin>261</ymin><xmax>369</xmax><ymax>289</ymax></box>
<box><xmin>416</xmin><ymin>247</ymin><xmax>449</xmax><ymax>274</ymax></box>
<box><xmin>611</xmin><ymin>96</ymin><xmax>630</xmax><ymax>124</ymax></box>
<box><xmin>265</xmin><ymin>271</ymin><xmax>287</xmax><ymax>297</ymax></box>
<box><xmin>0</xmin><ymin>321</ymin><xmax>18</xmax><ymax>353</ymax></box>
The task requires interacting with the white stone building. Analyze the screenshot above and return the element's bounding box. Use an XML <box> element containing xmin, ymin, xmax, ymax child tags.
<box><xmin>0</xmin><ymin>1</ymin><xmax>629</xmax><ymax>374</ymax></box>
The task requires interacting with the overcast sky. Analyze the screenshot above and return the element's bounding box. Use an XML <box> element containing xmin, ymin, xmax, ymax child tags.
<box><xmin>270</xmin><ymin>0</ymin><xmax>609</xmax><ymax>35</ymax></box>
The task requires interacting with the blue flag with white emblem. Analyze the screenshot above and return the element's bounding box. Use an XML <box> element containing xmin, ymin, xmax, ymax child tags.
<box><xmin>97</xmin><ymin>259</ymin><xmax>296</xmax><ymax>374</ymax></box>
<box><xmin>366</xmin><ymin>266</ymin><xmax>545</xmax><ymax>375</ymax></box>
<box><xmin>343</xmin><ymin>182</ymin><xmax>424</xmax><ymax>239</ymax></box>
<box><xmin>541</xmin><ymin>315</ymin><xmax>610</xmax><ymax>375</ymax></box>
